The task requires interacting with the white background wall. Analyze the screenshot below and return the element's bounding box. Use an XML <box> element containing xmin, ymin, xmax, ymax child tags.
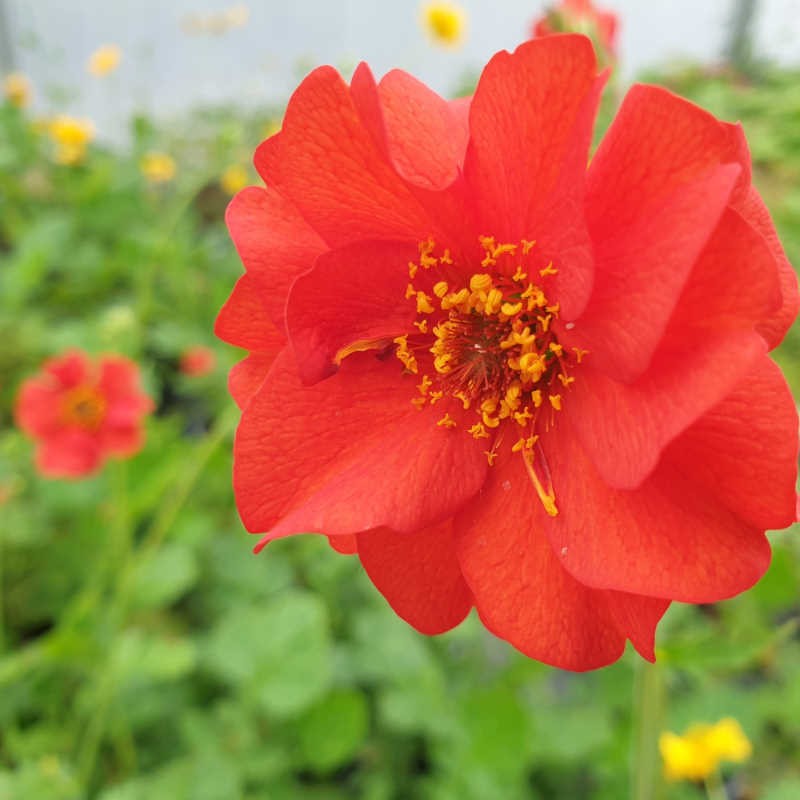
<box><xmin>5</xmin><ymin>0</ymin><xmax>800</xmax><ymax>142</ymax></box>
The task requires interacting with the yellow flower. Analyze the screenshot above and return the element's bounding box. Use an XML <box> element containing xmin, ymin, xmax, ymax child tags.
<box><xmin>421</xmin><ymin>2</ymin><xmax>467</xmax><ymax>47</ymax></box>
<box><xmin>48</xmin><ymin>115</ymin><xmax>95</xmax><ymax>165</ymax></box>
<box><xmin>3</xmin><ymin>72</ymin><xmax>31</xmax><ymax>108</ymax></box>
<box><xmin>140</xmin><ymin>152</ymin><xmax>177</xmax><ymax>184</ymax></box>
<box><xmin>87</xmin><ymin>44</ymin><xmax>122</xmax><ymax>77</ymax></box>
<box><xmin>220</xmin><ymin>164</ymin><xmax>249</xmax><ymax>195</ymax></box>
<box><xmin>660</xmin><ymin>718</ymin><xmax>752</xmax><ymax>782</ymax></box>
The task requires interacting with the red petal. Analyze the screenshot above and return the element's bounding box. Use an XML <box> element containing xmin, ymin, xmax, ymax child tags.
<box><xmin>225</xmin><ymin>186</ymin><xmax>326</xmax><ymax>327</ymax></box>
<box><xmin>733</xmin><ymin>186</ymin><xmax>800</xmax><ymax>348</ymax></box>
<box><xmin>569</xmin><ymin>206</ymin><xmax>776</xmax><ymax>488</ymax></box>
<box><xmin>542</xmin><ymin>418</ymin><xmax>771</xmax><ymax>603</ymax></box>
<box><xmin>45</xmin><ymin>350</ymin><xmax>91</xmax><ymax>389</ymax></box>
<box><xmin>36</xmin><ymin>430</ymin><xmax>102</xmax><ymax>478</ymax></box>
<box><xmin>228</xmin><ymin>352</ymin><xmax>279</xmax><ymax>410</ymax></box>
<box><xmin>99</xmin><ymin>425</ymin><xmax>144</xmax><ymax>458</ymax></box>
<box><xmin>662</xmin><ymin>356</ymin><xmax>798</xmax><ymax>531</ymax></box>
<box><xmin>15</xmin><ymin>380</ymin><xmax>63</xmax><ymax>437</ymax></box>
<box><xmin>286</xmin><ymin>240</ymin><xmax>417</xmax><ymax>385</ymax></box>
<box><xmin>579</xmin><ymin>85</ymin><xmax>749</xmax><ymax>381</ymax></box>
<box><xmin>215</xmin><ymin>274</ymin><xmax>286</xmax><ymax>352</ymax></box>
<box><xmin>357</xmin><ymin>519</ymin><xmax>473</xmax><ymax>635</ymax></box>
<box><xmin>465</xmin><ymin>36</ymin><xmax>602</xmax><ymax>318</ymax></box>
<box><xmin>455</xmin><ymin>454</ymin><xmax>666</xmax><ymax>671</ymax></box>
<box><xmin>260</xmin><ymin>66</ymin><xmax>435</xmax><ymax>246</ymax></box>
<box><xmin>328</xmin><ymin>534</ymin><xmax>358</xmax><ymax>555</ymax></box>
<box><xmin>234</xmin><ymin>349</ymin><xmax>487</xmax><ymax>544</ymax></box>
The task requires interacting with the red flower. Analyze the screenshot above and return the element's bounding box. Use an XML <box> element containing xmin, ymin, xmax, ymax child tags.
<box><xmin>180</xmin><ymin>345</ymin><xmax>217</xmax><ymax>377</ymax></box>
<box><xmin>217</xmin><ymin>36</ymin><xmax>799</xmax><ymax>671</ymax></box>
<box><xmin>15</xmin><ymin>350</ymin><xmax>153</xmax><ymax>478</ymax></box>
<box><xmin>532</xmin><ymin>0</ymin><xmax>618</xmax><ymax>62</ymax></box>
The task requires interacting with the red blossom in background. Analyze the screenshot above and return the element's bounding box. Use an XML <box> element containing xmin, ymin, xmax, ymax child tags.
<box><xmin>217</xmin><ymin>35</ymin><xmax>799</xmax><ymax>671</ymax></box>
<box><xmin>532</xmin><ymin>0</ymin><xmax>619</xmax><ymax>63</ymax></box>
<box><xmin>180</xmin><ymin>345</ymin><xmax>217</xmax><ymax>377</ymax></box>
<box><xmin>15</xmin><ymin>350</ymin><xmax>153</xmax><ymax>478</ymax></box>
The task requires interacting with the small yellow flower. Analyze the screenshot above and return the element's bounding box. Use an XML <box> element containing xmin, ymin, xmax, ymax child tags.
<box><xmin>421</xmin><ymin>2</ymin><xmax>467</xmax><ymax>47</ymax></box>
<box><xmin>140</xmin><ymin>152</ymin><xmax>177</xmax><ymax>184</ymax></box>
<box><xmin>220</xmin><ymin>164</ymin><xmax>249</xmax><ymax>195</ymax></box>
<box><xmin>3</xmin><ymin>72</ymin><xmax>31</xmax><ymax>108</ymax></box>
<box><xmin>48</xmin><ymin>115</ymin><xmax>95</xmax><ymax>165</ymax></box>
<box><xmin>660</xmin><ymin>718</ymin><xmax>752</xmax><ymax>782</ymax></box>
<box><xmin>87</xmin><ymin>44</ymin><xmax>122</xmax><ymax>77</ymax></box>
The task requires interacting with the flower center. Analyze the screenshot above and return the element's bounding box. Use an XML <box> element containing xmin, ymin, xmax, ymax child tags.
<box><xmin>61</xmin><ymin>386</ymin><xmax>106</xmax><ymax>431</ymax></box>
<box><xmin>394</xmin><ymin>237</ymin><xmax>589</xmax><ymax>516</ymax></box>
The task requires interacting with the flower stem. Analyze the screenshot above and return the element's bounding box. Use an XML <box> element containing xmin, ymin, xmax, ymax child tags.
<box><xmin>705</xmin><ymin>769</ymin><xmax>728</xmax><ymax>800</ymax></box>
<box><xmin>631</xmin><ymin>659</ymin><xmax>664</xmax><ymax>800</ymax></box>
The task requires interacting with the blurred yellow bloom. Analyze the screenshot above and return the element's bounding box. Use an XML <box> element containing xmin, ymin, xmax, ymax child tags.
<box><xmin>140</xmin><ymin>152</ymin><xmax>177</xmax><ymax>184</ymax></box>
<box><xmin>220</xmin><ymin>164</ymin><xmax>249</xmax><ymax>195</ymax></box>
<box><xmin>182</xmin><ymin>3</ymin><xmax>249</xmax><ymax>35</ymax></box>
<box><xmin>660</xmin><ymin>718</ymin><xmax>752</xmax><ymax>782</ymax></box>
<box><xmin>3</xmin><ymin>72</ymin><xmax>31</xmax><ymax>108</ymax></box>
<box><xmin>48</xmin><ymin>115</ymin><xmax>95</xmax><ymax>165</ymax></box>
<box><xmin>87</xmin><ymin>44</ymin><xmax>122</xmax><ymax>77</ymax></box>
<box><xmin>421</xmin><ymin>2</ymin><xmax>467</xmax><ymax>47</ymax></box>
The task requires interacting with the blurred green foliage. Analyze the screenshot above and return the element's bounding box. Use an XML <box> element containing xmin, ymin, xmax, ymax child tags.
<box><xmin>0</xmin><ymin>61</ymin><xmax>799</xmax><ymax>800</ymax></box>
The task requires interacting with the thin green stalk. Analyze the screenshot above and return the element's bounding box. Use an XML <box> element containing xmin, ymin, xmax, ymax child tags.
<box><xmin>705</xmin><ymin>769</ymin><xmax>728</xmax><ymax>800</ymax></box>
<box><xmin>631</xmin><ymin>659</ymin><xmax>664</xmax><ymax>800</ymax></box>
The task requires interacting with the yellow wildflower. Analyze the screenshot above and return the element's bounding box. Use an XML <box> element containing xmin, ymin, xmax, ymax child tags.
<box><xmin>421</xmin><ymin>2</ymin><xmax>467</xmax><ymax>47</ymax></box>
<box><xmin>3</xmin><ymin>72</ymin><xmax>31</xmax><ymax>108</ymax></box>
<box><xmin>87</xmin><ymin>44</ymin><xmax>122</xmax><ymax>77</ymax></box>
<box><xmin>220</xmin><ymin>164</ymin><xmax>249</xmax><ymax>195</ymax></box>
<box><xmin>659</xmin><ymin>718</ymin><xmax>752</xmax><ymax>782</ymax></box>
<box><xmin>48</xmin><ymin>116</ymin><xmax>95</xmax><ymax>165</ymax></box>
<box><xmin>140</xmin><ymin>152</ymin><xmax>177</xmax><ymax>184</ymax></box>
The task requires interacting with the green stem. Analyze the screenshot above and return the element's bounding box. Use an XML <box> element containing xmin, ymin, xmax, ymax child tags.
<box><xmin>631</xmin><ymin>659</ymin><xmax>664</xmax><ymax>800</ymax></box>
<box><xmin>705</xmin><ymin>769</ymin><xmax>728</xmax><ymax>800</ymax></box>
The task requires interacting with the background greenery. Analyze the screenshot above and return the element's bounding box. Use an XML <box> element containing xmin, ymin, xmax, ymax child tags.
<box><xmin>0</xmin><ymin>60</ymin><xmax>799</xmax><ymax>800</ymax></box>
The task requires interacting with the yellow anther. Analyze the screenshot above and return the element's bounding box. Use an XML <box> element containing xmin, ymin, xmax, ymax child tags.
<box><xmin>405</xmin><ymin>283</ymin><xmax>417</xmax><ymax>299</ymax></box>
<box><xmin>469</xmin><ymin>273</ymin><xmax>493</xmax><ymax>292</ymax></box>
<box><xmin>530</xmin><ymin>390</ymin><xmax>543</xmax><ymax>407</ymax></box>
<box><xmin>411</xmin><ymin>397</ymin><xmax>427</xmax><ymax>409</ymax></box>
<box><xmin>521</xmin><ymin>239</ymin><xmax>536</xmax><ymax>254</ymax></box>
<box><xmin>468</xmin><ymin>422</ymin><xmax>489</xmax><ymax>439</ymax></box>
<box><xmin>539</xmin><ymin>262</ymin><xmax>558</xmax><ymax>277</ymax></box>
<box><xmin>558</xmin><ymin>373</ymin><xmax>575</xmax><ymax>388</ymax></box>
<box><xmin>512</xmin><ymin>265</ymin><xmax>528</xmax><ymax>282</ymax></box>
<box><xmin>484</xmin><ymin>288</ymin><xmax>503</xmax><ymax>315</ymax></box>
<box><xmin>408</xmin><ymin>261</ymin><xmax>419</xmax><ymax>279</ymax></box>
<box><xmin>433</xmin><ymin>280</ymin><xmax>449</xmax><ymax>298</ymax></box>
<box><xmin>453</xmin><ymin>391</ymin><xmax>471</xmax><ymax>410</ymax></box>
<box><xmin>478</xmin><ymin>235</ymin><xmax>496</xmax><ymax>251</ymax></box>
<box><xmin>433</xmin><ymin>354</ymin><xmax>452</xmax><ymax>373</ymax></box>
<box><xmin>429</xmin><ymin>390</ymin><xmax>444</xmax><ymax>404</ymax></box>
<box><xmin>413</xmin><ymin>319</ymin><xmax>429</xmax><ymax>334</ymax></box>
<box><xmin>417</xmin><ymin>375</ymin><xmax>433</xmax><ymax>395</ymax></box>
<box><xmin>437</xmin><ymin>413</ymin><xmax>457</xmax><ymax>429</ymax></box>
<box><xmin>334</xmin><ymin>337</ymin><xmax>391</xmax><ymax>365</ymax></box>
<box><xmin>500</xmin><ymin>301</ymin><xmax>523</xmax><ymax>317</ymax></box>
<box><xmin>546</xmin><ymin>302</ymin><xmax>560</xmax><ymax>316</ymax></box>
<box><xmin>420</xmin><ymin>253</ymin><xmax>438</xmax><ymax>269</ymax></box>
<box><xmin>549</xmin><ymin>342</ymin><xmax>563</xmax><ymax>357</ymax></box>
<box><xmin>518</xmin><ymin>352</ymin><xmax>544</xmax><ymax>380</ymax></box>
<box><xmin>522</xmin><ymin>448</ymin><xmax>558</xmax><ymax>517</ymax></box>
<box><xmin>484</xmin><ymin>449</ymin><xmax>498</xmax><ymax>466</ymax></box>
<box><xmin>549</xmin><ymin>394</ymin><xmax>562</xmax><ymax>411</ymax></box>
<box><xmin>513</xmin><ymin>406</ymin><xmax>533</xmax><ymax>425</ymax></box>
<box><xmin>537</xmin><ymin>314</ymin><xmax>551</xmax><ymax>333</ymax></box>
<box><xmin>512</xmin><ymin>435</ymin><xmax>538</xmax><ymax>453</ymax></box>
<box><xmin>573</xmin><ymin>347</ymin><xmax>589</xmax><ymax>363</ymax></box>
<box><xmin>416</xmin><ymin>291</ymin><xmax>435</xmax><ymax>314</ymax></box>
<box><xmin>439</xmin><ymin>249</ymin><xmax>453</xmax><ymax>265</ymax></box>
<box><xmin>441</xmin><ymin>288</ymin><xmax>469</xmax><ymax>310</ymax></box>
<box><xmin>493</xmin><ymin>242</ymin><xmax>517</xmax><ymax>257</ymax></box>
<box><xmin>482</xmin><ymin>412</ymin><xmax>501</xmax><ymax>429</ymax></box>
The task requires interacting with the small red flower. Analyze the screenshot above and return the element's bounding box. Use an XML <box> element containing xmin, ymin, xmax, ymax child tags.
<box><xmin>180</xmin><ymin>345</ymin><xmax>216</xmax><ymax>377</ymax></box>
<box><xmin>532</xmin><ymin>0</ymin><xmax>619</xmax><ymax>63</ymax></box>
<box><xmin>15</xmin><ymin>350</ymin><xmax>153</xmax><ymax>478</ymax></box>
<box><xmin>218</xmin><ymin>36</ymin><xmax>799</xmax><ymax>671</ymax></box>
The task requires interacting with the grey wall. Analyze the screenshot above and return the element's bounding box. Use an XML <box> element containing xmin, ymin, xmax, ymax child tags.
<box><xmin>5</xmin><ymin>0</ymin><xmax>800</xmax><ymax>143</ymax></box>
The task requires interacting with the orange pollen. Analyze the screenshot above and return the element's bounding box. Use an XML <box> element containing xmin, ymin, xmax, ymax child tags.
<box><xmin>61</xmin><ymin>385</ymin><xmax>106</xmax><ymax>430</ymax></box>
<box><xmin>393</xmin><ymin>237</ymin><xmax>589</xmax><ymax>515</ymax></box>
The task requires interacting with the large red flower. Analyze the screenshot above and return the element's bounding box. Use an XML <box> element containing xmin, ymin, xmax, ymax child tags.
<box><xmin>15</xmin><ymin>350</ymin><xmax>153</xmax><ymax>478</ymax></box>
<box><xmin>532</xmin><ymin>0</ymin><xmax>619</xmax><ymax>63</ymax></box>
<box><xmin>217</xmin><ymin>36</ymin><xmax>799</xmax><ymax>671</ymax></box>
